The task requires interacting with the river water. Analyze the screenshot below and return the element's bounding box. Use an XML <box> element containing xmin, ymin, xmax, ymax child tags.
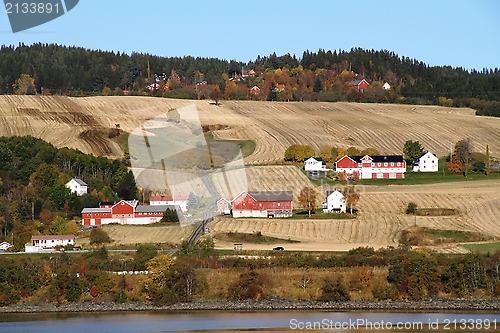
<box><xmin>0</xmin><ymin>311</ymin><xmax>499</xmax><ymax>332</ymax></box>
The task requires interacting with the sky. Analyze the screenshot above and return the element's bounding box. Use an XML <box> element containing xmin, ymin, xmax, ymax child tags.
<box><xmin>0</xmin><ymin>0</ymin><xmax>499</xmax><ymax>71</ymax></box>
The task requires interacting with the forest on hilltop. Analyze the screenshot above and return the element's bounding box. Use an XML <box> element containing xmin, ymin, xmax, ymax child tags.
<box><xmin>0</xmin><ymin>43</ymin><xmax>499</xmax><ymax>115</ymax></box>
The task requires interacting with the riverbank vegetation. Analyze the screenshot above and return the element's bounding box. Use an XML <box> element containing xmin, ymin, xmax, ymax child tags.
<box><xmin>2</xmin><ymin>241</ymin><xmax>500</xmax><ymax>307</ymax></box>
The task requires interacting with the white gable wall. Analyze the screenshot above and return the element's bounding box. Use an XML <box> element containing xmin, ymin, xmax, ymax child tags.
<box><xmin>65</xmin><ymin>179</ymin><xmax>88</xmax><ymax>196</ymax></box>
<box><xmin>325</xmin><ymin>191</ymin><xmax>346</xmax><ymax>213</ymax></box>
<box><xmin>413</xmin><ymin>152</ymin><xmax>439</xmax><ymax>172</ymax></box>
<box><xmin>304</xmin><ymin>158</ymin><xmax>326</xmax><ymax>171</ymax></box>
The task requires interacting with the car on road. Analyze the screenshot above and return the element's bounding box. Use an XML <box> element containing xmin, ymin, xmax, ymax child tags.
<box><xmin>273</xmin><ymin>246</ymin><xmax>284</xmax><ymax>251</ymax></box>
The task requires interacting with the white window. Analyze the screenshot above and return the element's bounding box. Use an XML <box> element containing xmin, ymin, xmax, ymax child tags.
<box><xmin>384</xmin><ymin>162</ymin><xmax>388</xmax><ymax>167</ymax></box>
<box><xmin>390</xmin><ymin>162</ymin><xmax>394</xmax><ymax>166</ymax></box>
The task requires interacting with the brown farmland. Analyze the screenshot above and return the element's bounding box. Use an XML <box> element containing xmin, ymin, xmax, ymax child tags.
<box><xmin>209</xmin><ymin>180</ymin><xmax>500</xmax><ymax>252</ymax></box>
<box><xmin>2</xmin><ymin>96</ymin><xmax>500</xmax><ymax>251</ymax></box>
<box><xmin>1</xmin><ymin>96</ymin><xmax>499</xmax><ymax>162</ymax></box>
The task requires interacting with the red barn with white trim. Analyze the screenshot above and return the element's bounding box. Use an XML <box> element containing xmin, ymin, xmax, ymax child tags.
<box><xmin>336</xmin><ymin>155</ymin><xmax>406</xmax><ymax>179</ymax></box>
<box><xmin>231</xmin><ymin>191</ymin><xmax>293</xmax><ymax>218</ymax></box>
<box><xmin>82</xmin><ymin>199</ymin><xmax>180</xmax><ymax>226</ymax></box>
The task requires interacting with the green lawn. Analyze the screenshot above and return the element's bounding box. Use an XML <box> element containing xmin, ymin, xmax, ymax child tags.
<box><xmin>461</xmin><ymin>242</ymin><xmax>500</xmax><ymax>254</ymax></box>
<box><xmin>291</xmin><ymin>209</ymin><xmax>356</xmax><ymax>219</ymax></box>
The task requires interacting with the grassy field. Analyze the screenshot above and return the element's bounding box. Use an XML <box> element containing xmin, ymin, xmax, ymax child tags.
<box><xmin>461</xmin><ymin>242</ymin><xmax>500</xmax><ymax>254</ymax></box>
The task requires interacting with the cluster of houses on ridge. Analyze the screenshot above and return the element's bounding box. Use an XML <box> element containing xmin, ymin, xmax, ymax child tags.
<box><xmin>304</xmin><ymin>151</ymin><xmax>439</xmax><ymax>179</ymax></box>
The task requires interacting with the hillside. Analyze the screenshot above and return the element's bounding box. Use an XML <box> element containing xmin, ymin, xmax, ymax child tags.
<box><xmin>2</xmin><ymin>95</ymin><xmax>499</xmax><ymax>252</ymax></box>
<box><xmin>0</xmin><ymin>95</ymin><xmax>498</xmax><ymax>163</ymax></box>
<box><xmin>210</xmin><ymin>180</ymin><xmax>500</xmax><ymax>252</ymax></box>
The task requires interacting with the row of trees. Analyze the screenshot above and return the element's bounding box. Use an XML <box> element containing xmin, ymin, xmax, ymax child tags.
<box><xmin>1</xmin><ymin>44</ymin><xmax>499</xmax><ymax>115</ymax></box>
<box><xmin>447</xmin><ymin>139</ymin><xmax>491</xmax><ymax>175</ymax></box>
<box><xmin>284</xmin><ymin>144</ymin><xmax>380</xmax><ymax>163</ymax></box>
<box><xmin>2</xmin><ymin>243</ymin><xmax>500</xmax><ymax>305</ymax></box>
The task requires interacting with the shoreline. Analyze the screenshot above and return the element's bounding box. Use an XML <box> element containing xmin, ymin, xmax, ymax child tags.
<box><xmin>2</xmin><ymin>298</ymin><xmax>500</xmax><ymax>314</ymax></box>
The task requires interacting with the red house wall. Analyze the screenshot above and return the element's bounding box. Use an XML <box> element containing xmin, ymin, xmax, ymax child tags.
<box><xmin>232</xmin><ymin>194</ymin><xmax>257</xmax><ymax>210</ymax></box>
<box><xmin>232</xmin><ymin>193</ymin><xmax>292</xmax><ymax>211</ymax></box>
<box><xmin>336</xmin><ymin>156</ymin><xmax>359</xmax><ymax>169</ymax></box>
<box><xmin>357</xmin><ymin>81</ymin><xmax>369</xmax><ymax>89</ymax></box>
<box><xmin>112</xmin><ymin>202</ymin><xmax>134</xmax><ymax>215</ymax></box>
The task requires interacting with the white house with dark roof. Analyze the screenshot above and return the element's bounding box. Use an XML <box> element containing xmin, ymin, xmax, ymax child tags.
<box><xmin>412</xmin><ymin>152</ymin><xmax>439</xmax><ymax>172</ymax></box>
<box><xmin>65</xmin><ymin>178</ymin><xmax>88</xmax><ymax>196</ymax></box>
<box><xmin>304</xmin><ymin>157</ymin><xmax>327</xmax><ymax>172</ymax></box>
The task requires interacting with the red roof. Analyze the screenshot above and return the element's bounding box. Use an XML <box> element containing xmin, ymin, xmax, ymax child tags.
<box><xmin>150</xmin><ymin>195</ymin><xmax>188</xmax><ymax>201</ymax></box>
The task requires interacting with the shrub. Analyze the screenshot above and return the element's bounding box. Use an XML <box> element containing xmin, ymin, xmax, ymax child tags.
<box><xmin>229</xmin><ymin>271</ymin><xmax>265</xmax><ymax>301</ymax></box>
<box><xmin>405</xmin><ymin>202</ymin><xmax>417</xmax><ymax>214</ymax></box>
<box><xmin>90</xmin><ymin>228</ymin><xmax>111</xmax><ymax>245</ymax></box>
<box><xmin>65</xmin><ymin>276</ymin><xmax>83</xmax><ymax>302</ymax></box>
<box><xmin>318</xmin><ymin>276</ymin><xmax>350</xmax><ymax>302</ymax></box>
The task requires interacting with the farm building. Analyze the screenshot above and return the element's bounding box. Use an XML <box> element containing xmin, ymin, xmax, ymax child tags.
<box><xmin>217</xmin><ymin>198</ymin><xmax>231</xmax><ymax>215</ymax></box>
<box><xmin>25</xmin><ymin>235</ymin><xmax>75</xmax><ymax>253</ymax></box>
<box><xmin>250</xmin><ymin>85</ymin><xmax>261</xmax><ymax>95</ymax></box>
<box><xmin>150</xmin><ymin>195</ymin><xmax>188</xmax><ymax>212</ymax></box>
<box><xmin>304</xmin><ymin>157</ymin><xmax>327</xmax><ymax>172</ymax></box>
<box><xmin>0</xmin><ymin>242</ymin><xmax>13</xmax><ymax>251</ymax></box>
<box><xmin>322</xmin><ymin>190</ymin><xmax>346</xmax><ymax>213</ymax></box>
<box><xmin>349</xmin><ymin>79</ymin><xmax>370</xmax><ymax>91</ymax></box>
<box><xmin>65</xmin><ymin>178</ymin><xmax>88</xmax><ymax>196</ymax></box>
<box><xmin>81</xmin><ymin>199</ymin><xmax>180</xmax><ymax>226</ymax></box>
<box><xmin>229</xmin><ymin>191</ymin><xmax>293</xmax><ymax>218</ymax></box>
<box><xmin>335</xmin><ymin>155</ymin><xmax>406</xmax><ymax>179</ymax></box>
<box><xmin>412</xmin><ymin>152</ymin><xmax>439</xmax><ymax>172</ymax></box>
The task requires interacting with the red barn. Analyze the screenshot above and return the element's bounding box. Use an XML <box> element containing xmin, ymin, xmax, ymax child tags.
<box><xmin>349</xmin><ymin>79</ymin><xmax>370</xmax><ymax>90</ymax></box>
<box><xmin>231</xmin><ymin>191</ymin><xmax>293</xmax><ymax>218</ymax></box>
<box><xmin>81</xmin><ymin>199</ymin><xmax>180</xmax><ymax>226</ymax></box>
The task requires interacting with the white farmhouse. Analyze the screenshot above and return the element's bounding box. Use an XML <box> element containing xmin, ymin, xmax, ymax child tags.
<box><xmin>412</xmin><ymin>152</ymin><xmax>439</xmax><ymax>172</ymax></box>
<box><xmin>304</xmin><ymin>157</ymin><xmax>327</xmax><ymax>172</ymax></box>
<box><xmin>383</xmin><ymin>82</ymin><xmax>391</xmax><ymax>90</ymax></box>
<box><xmin>322</xmin><ymin>190</ymin><xmax>346</xmax><ymax>213</ymax></box>
<box><xmin>150</xmin><ymin>195</ymin><xmax>188</xmax><ymax>212</ymax></box>
<box><xmin>65</xmin><ymin>178</ymin><xmax>88</xmax><ymax>196</ymax></box>
<box><xmin>25</xmin><ymin>235</ymin><xmax>75</xmax><ymax>253</ymax></box>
